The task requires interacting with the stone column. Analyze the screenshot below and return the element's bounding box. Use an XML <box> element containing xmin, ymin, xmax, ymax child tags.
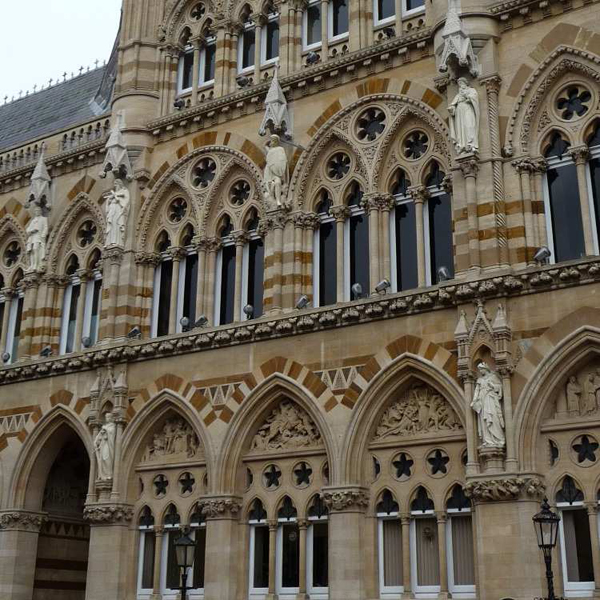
<box><xmin>168</xmin><ymin>247</ymin><xmax>185</xmax><ymax>334</ymax></box>
<box><xmin>214</xmin><ymin>20</ymin><xmax>230</xmax><ymax>96</ymax></box>
<box><xmin>261</xmin><ymin>209</ymin><xmax>287</xmax><ymax>315</ymax></box>
<box><xmin>500</xmin><ymin>367</ymin><xmax>517</xmax><ymax>472</ymax></box>
<box><xmin>585</xmin><ymin>503</ymin><xmax>600</xmax><ymax>596</ymax></box>
<box><xmin>252</xmin><ymin>14</ymin><xmax>265</xmax><ymax>84</ymax></box>
<box><xmin>394</xmin><ymin>0</ymin><xmax>403</xmax><ymax>35</ymax></box>
<box><xmin>205</xmin><ymin>238</ymin><xmax>221</xmax><ymax>324</ymax></box>
<box><xmin>532</xmin><ymin>158</ymin><xmax>549</xmax><ymax>249</ymax></box>
<box><xmin>436</xmin><ymin>512</ymin><xmax>449</xmax><ymax>599</ymax></box>
<box><xmin>408</xmin><ymin>186</ymin><xmax>428</xmax><ymax>287</ymax></box>
<box><xmin>292</xmin><ymin>214</ymin><xmax>305</xmax><ymax>301</ymax></box>
<box><xmin>400</xmin><ymin>514</ymin><xmax>412</xmax><ymax>596</ymax></box>
<box><xmin>195</xmin><ymin>238</ymin><xmax>209</xmax><ymax>319</ymax></box>
<box><xmin>191</xmin><ymin>36</ymin><xmax>203</xmax><ymax>106</ymax></box>
<box><xmin>569</xmin><ymin>146</ymin><xmax>596</xmax><ymax>256</ymax></box>
<box><xmin>267</xmin><ymin>519</ymin><xmax>279</xmax><ymax>600</ymax></box>
<box><xmin>513</xmin><ymin>158</ymin><xmax>537</xmax><ymax>263</ymax></box>
<box><xmin>104</xmin><ymin>247</ymin><xmax>124</xmax><ymax>340</ymax></box>
<box><xmin>73</xmin><ymin>269</ymin><xmax>90</xmax><ymax>353</ymax></box>
<box><xmin>462</xmin><ymin>374</ymin><xmax>479</xmax><ymax>476</ymax></box>
<box><xmin>0</xmin><ymin>288</ymin><xmax>13</xmax><ymax>352</ymax></box>
<box><xmin>378</xmin><ymin>195</ymin><xmax>394</xmax><ymax>285</ymax></box>
<box><xmin>292</xmin><ymin>0</ymin><xmax>306</xmax><ymax>71</ymax></box>
<box><xmin>151</xmin><ymin>526</ymin><xmax>165</xmax><ymax>599</ymax></box>
<box><xmin>322</xmin><ymin>487</ymin><xmax>369</xmax><ymax>600</ymax></box>
<box><xmin>83</xmin><ymin>505</ymin><xmax>134</xmax><ymax>600</ymax></box>
<box><xmin>200</xmin><ymin>497</ymin><xmax>243</xmax><ymax>600</ymax></box>
<box><xmin>330</xmin><ymin>206</ymin><xmax>350</xmax><ymax>302</ymax></box>
<box><xmin>457</xmin><ymin>156</ymin><xmax>481</xmax><ymax>272</ymax></box>
<box><xmin>233</xmin><ymin>231</ymin><xmax>249</xmax><ymax>321</ymax></box>
<box><xmin>51</xmin><ymin>279</ymin><xmax>68</xmax><ymax>351</ymax></box>
<box><xmin>363</xmin><ymin>194</ymin><xmax>381</xmax><ymax>294</ymax></box>
<box><xmin>321</xmin><ymin>0</ymin><xmax>329</xmax><ymax>58</ymax></box>
<box><xmin>303</xmin><ymin>214</ymin><xmax>320</xmax><ymax>300</ymax></box>
<box><xmin>298</xmin><ymin>519</ymin><xmax>309</xmax><ymax>600</ymax></box>
<box><xmin>18</xmin><ymin>273</ymin><xmax>41</xmax><ymax>359</ymax></box>
<box><xmin>0</xmin><ymin>511</ymin><xmax>46</xmax><ymax>600</ymax></box>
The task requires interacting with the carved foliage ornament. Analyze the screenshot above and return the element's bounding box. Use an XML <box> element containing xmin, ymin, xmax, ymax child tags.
<box><xmin>321</xmin><ymin>489</ymin><xmax>369</xmax><ymax>512</ymax></box>
<box><xmin>465</xmin><ymin>477</ymin><xmax>545</xmax><ymax>502</ymax></box>
<box><xmin>0</xmin><ymin>512</ymin><xmax>46</xmax><ymax>531</ymax></box>
<box><xmin>83</xmin><ymin>504</ymin><xmax>134</xmax><ymax>524</ymax></box>
<box><xmin>199</xmin><ymin>498</ymin><xmax>243</xmax><ymax>519</ymax></box>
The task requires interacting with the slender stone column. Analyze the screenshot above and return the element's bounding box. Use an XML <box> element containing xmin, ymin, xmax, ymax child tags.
<box><xmin>191</xmin><ymin>37</ymin><xmax>203</xmax><ymax>106</ymax></box>
<box><xmin>195</xmin><ymin>239</ymin><xmax>208</xmax><ymax>319</ymax></box>
<box><xmin>205</xmin><ymin>239</ymin><xmax>220</xmax><ymax>324</ymax></box>
<box><xmin>331</xmin><ymin>206</ymin><xmax>350</xmax><ymax>302</ymax></box>
<box><xmin>168</xmin><ymin>247</ymin><xmax>185</xmax><ymax>334</ymax></box>
<box><xmin>253</xmin><ymin>15</ymin><xmax>265</xmax><ymax>84</ymax></box>
<box><xmin>513</xmin><ymin>159</ymin><xmax>537</xmax><ymax>263</ymax></box>
<box><xmin>379</xmin><ymin>195</ymin><xmax>394</xmax><ymax>285</ymax></box>
<box><xmin>267</xmin><ymin>519</ymin><xmax>279</xmax><ymax>600</ymax></box>
<box><xmin>532</xmin><ymin>158</ymin><xmax>549</xmax><ymax>248</ymax></box>
<box><xmin>297</xmin><ymin>519</ymin><xmax>309</xmax><ymax>599</ymax></box>
<box><xmin>52</xmin><ymin>280</ymin><xmax>67</xmax><ymax>351</ymax></box>
<box><xmin>394</xmin><ymin>0</ymin><xmax>403</xmax><ymax>35</ymax></box>
<box><xmin>18</xmin><ymin>273</ymin><xmax>40</xmax><ymax>359</ymax></box>
<box><xmin>151</xmin><ymin>527</ymin><xmax>165</xmax><ymax>598</ymax></box>
<box><xmin>570</xmin><ymin>146</ymin><xmax>596</xmax><ymax>255</ymax></box>
<box><xmin>72</xmin><ymin>269</ymin><xmax>89</xmax><ymax>352</ymax></box>
<box><xmin>585</xmin><ymin>503</ymin><xmax>600</xmax><ymax>596</ymax></box>
<box><xmin>457</xmin><ymin>156</ymin><xmax>481</xmax><ymax>271</ymax></box>
<box><xmin>400</xmin><ymin>515</ymin><xmax>412</xmax><ymax>596</ymax></box>
<box><xmin>364</xmin><ymin>194</ymin><xmax>381</xmax><ymax>294</ymax></box>
<box><xmin>104</xmin><ymin>247</ymin><xmax>124</xmax><ymax>340</ymax></box>
<box><xmin>0</xmin><ymin>511</ymin><xmax>46</xmax><ymax>600</ymax></box>
<box><xmin>408</xmin><ymin>186</ymin><xmax>428</xmax><ymax>287</ymax></box>
<box><xmin>320</xmin><ymin>0</ymin><xmax>329</xmax><ymax>58</ymax></box>
<box><xmin>463</xmin><ymin>375</ymin><xmax>479</xmax><ymax>475</ymax></box>
<box><xmin>436</xmin><ymin>512</ymin><xmax>449</xmax><ymax>599</ymax></box>
<box><xmin>500</xmin><ymin>367</ymin><xmax>517</xmax><ymax>471</ymax></box>
<box><xmin>214</xmin><ymin>20</ymin><xmax>231</xmax><ymax>96</ymax></box>
<box><xmin>304</xmin><ymin>214</ymin><xmax>320</xmax><ymax>300</ymax></box>
<box><xmin>233</xmin><ymin>231</ymin><xmax>250</xmax><ymax>321</ymax></box>
<box><xmin>293</xmin><ymin>214</ymin><xmax>305</xmax><ymax>301</ymax></box>
<box><xmin>0</xmin><ymin>288</ymin><xmax>14</xmax><ymax>352</ymax></box>
<box><xmin>261</xmin><ymin>209</ymin><xmax>287</xmax><ymax>314</ymax></box>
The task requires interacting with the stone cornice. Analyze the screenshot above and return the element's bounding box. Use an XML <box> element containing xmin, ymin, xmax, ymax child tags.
<box><xmin>2</xmin><ymin>258</ymin><xmax>600</xmax><ymax>386</ymax></box>
<box><xmin>490</xmin><ymin>0</ymin><xmax>595</xmax><ymax>27</ymax></box>
<box><xmin>0</xmin><ymin>510</ymin><xmax>47</xmax><ymax>532</ymax></box>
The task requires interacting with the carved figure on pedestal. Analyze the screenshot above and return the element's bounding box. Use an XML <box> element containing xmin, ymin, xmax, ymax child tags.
<box><xmin>471</xmin><ymin>362</ymin><xmax>505</xmax><ymax>447</ymax></box>
<box><xmin>263</xmin><ymin>134</ymin><xmax>289</xmax><ymax>209</ymax></box>
<box><xmin>94</xmin><ymin>413</ymin><xmax>117</xmax><ymax>481</ymax></box>
<box><xmin>105</xmin><ymin>179</ymin><xmax>130</xmax><ymax>247</ymax></box>
<box><xmin>25</xmin><ymin>205</ymin><xmax>48</xmax><ymax>271</ymax></box>
<box><xmin>582</xmin><ymin>372</ymin><xmax>597</xmax><ymax>415</ymax></box>
<box><xmin>566</xmin><ymin>375</ymin><xmax>582</xmax><ymax>414</ymax></box>
<box><xmin>448</xmin><ymin>78</ymin><xmax>480</xmax><ymax>155</ymax></box>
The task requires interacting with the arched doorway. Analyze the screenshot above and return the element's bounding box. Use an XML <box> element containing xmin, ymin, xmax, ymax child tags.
<box><xmin>32</xmin><ymin>429</ymin><xmax>90</xmax><ymax>599</ymax></box>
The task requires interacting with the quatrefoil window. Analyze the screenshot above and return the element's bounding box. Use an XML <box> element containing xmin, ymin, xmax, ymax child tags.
<box><xmin>192</xmin><ymin>157</ymin><xmax>217</xmax><ymax>189</ymax></box>
<box><xmin>168</xmin><ymin>198</ymin><xmax>188</xmax><ymax>223</ymax></box>
<box><xmin>230</xmin><ymin>180</ymin><xmax>251</xmax><ymax>206</ymax></box>
<box><xmin>356</xmin><ymin>107</ymin><xmax>387</xmax><ymax>142</ymax></box>
<box><xmin>327</xmin><ymin>152</ymin><xmax>351</xmax><ymax>180</ymax></box>
<box><xmin>3</xmin><ymin>241</ymin><xmax>21</xmax><ymax>267</ymax></box>
<box><xmin>191</xmin><ymin>2</ymin><xmax>206</xmax><ymax>20</ymax></box>
<box><xmin>77</xmin><ymin>220</ymin><xmax>97</xmax><ymax>247</ymax></box>
<box><xmin>403</xmin><ymin>131</ymin><xmax>429</xmax><ymax>160</ymax></box>
<box><xmin>557</xmin><ymin>86</ymin><xmax>592</xmax><ymax>121</ymax></box>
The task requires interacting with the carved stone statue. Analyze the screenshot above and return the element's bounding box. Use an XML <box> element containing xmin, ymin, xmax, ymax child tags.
<box><xmin>375</xmin><ymin>384</ymin><xmax>462</xmax><ymax>440</ymax></box>
<box><xmin>105</xmin><ymin>179</ymin><xmax>130</xmax><ymax>247</ymax></box>
<box><xmin>251</xmin><ymin>400</ymin><xmax>322</xmax><ymax>451</ymax></box>
<box><xmin>471</xmin><ymin>362</ymin><xmax>505</xmax><ymax>447</ymax></box>
<box><xmin>566</xmin><ymin>375</ymin><xmax>582</xmax><ymax>414</ymax></box>
<box><xmin>448</xmin><ymin>78</ymin><xmax>480</xmax><ymax>155</ymax></box>
<box><xmin>263</xmin><ymin>134</ymin><xmax>288</xmax><ymax>209</ymax></box>
<box><xmin>582</xmin><ymin>372</ymin><xmax>597</xmax><ymax>415</ymax></box>
<box><xmin>25</xmin><ymin>205</ymin><xmax>49</xmax><ymax>271</ymax></box>
<box><xmin>142</xmin><ymin>417</ymin><xmax>202</xmax><ymax>463</ymax></box>
<box><xmin>94</xmin><ymin>413</ymin><xmax>117</xmax><ymax>481</ymax></box>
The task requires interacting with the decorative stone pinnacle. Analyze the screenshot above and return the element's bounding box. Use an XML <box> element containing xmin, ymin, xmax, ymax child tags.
<box><xmin>438</xmin><ymin>0</ymin><xmax>480</xmax><ymax>78</ymax></box>
<box><xmin>259</xmin><ymin>64</ymin><xmax>291</xmax><ymax>138</ymax></box>
<box><xmin>100</xmin><ymin>111</ymin><xmax>133</xmax><ymax>181</ymax></box>
<box><xmin>27</xmin><ymin>143</ymin><xmax>52</xmax><ymax>211</ymax></box>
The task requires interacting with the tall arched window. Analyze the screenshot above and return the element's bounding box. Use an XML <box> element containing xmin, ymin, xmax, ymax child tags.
<box><xmin>262</xmin><ymin>5</ymin><xmax>280</xmax><ymax>65</ymax></box>
<box><xmin>4</xmin><ymin>269</ymin><xmax>24</xmax><ymax>364</ymax></box>
<box><xmin>410</xmin><ymin>487</ymin><xmax>440</xmax><ymax>595</ymax></box>
<box><xmin>176</xmin><ymin>224</ymin><xmax>199</xmax><ymax>332</ymax></box>
<box><xmin>249</xmin><ymin>499</ymin><xmax>270</xmax><ymax>595</ymax></box>
<box><xmin>425</xmin><ymin>162</ymin><xmax>454</xmax><ymax>284</ymax></box>
<box><xmin>345</xmin><ymin>182</ymin><xmax>370</xmax><ymax>300</ymax></box>
<box><xmin>446</xmin><ymin>485</ymin><xmax>475</xmax><ymax>595</ymax></box>
<box><xmin>59</xmin><ymin>255</ymin><xmax>82</xmax><ymax>354</ymax></box>
<box><xmin>137</xmin><ymin>507</ymin><xmax>156</xmax><ymax>595</ymax></box>
<box><xmin>238</xmin><ymin>9</ymin><xmax>256</xmax><ymax>74</ymax></box>
<box><xmin>277</xmin><ymin>497</ymin><xmax>300</xmax><ymax>595</ymax></box>
<box><xmin>82</xmin><ymin>249</ymin><xmax>102</xmax><ymax>347</ymax></box>
<box><xmin>313</xmin><ymin>191</ymin><xmax>336</xmax><ymax>307</ymax></box>
<box><xmin>377</xmin><ymin>489</ymin><xmax>403</xmax><ymax>594</ymax></box>
<box><xmin>390</xmin><ymin>169</ymin><xmax>418</xmax><ymax>292</ymax></box>
<box><xmin>307</xmin><ymin>495</ymin><xmax>329</xmax><ymax>594</ymax></box>
<box><xmin>190</xmin><ymin>504</ymin><xmax>207</xmax><ymax>593</ymax></box>
<box><xmin>242</xmin><ymin>210</ymin><xmax>264</xmax><ymax>320</ymax></box>
<box><xmin>151</xmin><ymin>231</ymin><xmax>173</xmax><ymax>338</ymax></box>
<box><xmin>177</xmin><ymin>29</ymin><xmax>194</xmax><ymax>95</ymax></box>
<box><xmin>215</xmin><ymin>216</ymin><xmax>236</xmax><ymax>325</ymax></box>
<box><xmin>161</xmin><ymin>505</ymin><xmax>182</xmax><ymax>597</ymax></box>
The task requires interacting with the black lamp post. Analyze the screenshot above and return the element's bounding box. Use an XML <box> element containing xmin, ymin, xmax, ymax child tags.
<box><xmin>532</xmin><ymin>497</ymin><xmax>561</xmax><ymax>600</ymax></box>
<box><xmin>174</xmin><ymin>527</ymin><xmax>196</xmax><ymax>600</ymax></box>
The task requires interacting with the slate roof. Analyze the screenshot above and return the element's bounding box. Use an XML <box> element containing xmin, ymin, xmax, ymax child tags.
<box><xmin>0</xmin><ymin>67</ymin><xmax>111</xmax><ymax>153</ymax></box>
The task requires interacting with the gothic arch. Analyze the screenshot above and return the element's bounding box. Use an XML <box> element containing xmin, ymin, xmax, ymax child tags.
<box><xmin>8</xmin><ymin>405</ymin><xmax>93</xmax><ymax>510</ymax></box>
<box><xmin>0</xmin><ymin>215</ymin><xmax>28</xmax><ymax>282</ymax></box>
<box><xmin>160</xmin><ymin>0</ymin><xmax>217</xmax><ymax>44</ymax></box>
<box><xmin>216</xmin><ymin>374</ymin><xmax>338</xmax><ymax>494</ymax></box>
<box><xmin>513</xmin><ymin>307</ymin><xmax>600</xmax><ymax>472</ymax></box>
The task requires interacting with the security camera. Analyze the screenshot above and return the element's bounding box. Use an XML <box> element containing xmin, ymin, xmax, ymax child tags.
<box><xmin>295</xmin><ymin>295</ymin><xmax>310</xmax><ymax>310</ymax></box>
<box><xmin>40</xmin><ymin>346</ymin><xmax>53</xmax><ymax>358</ymax></box>
<box><xmin>533</xmin><ymin>246</ymin><xmax>551</xmax><ymax>265</ymax></box>
<box><xmin>173</xmin><ymin>98</ymin><xmax>186</xmax><ymax>110</ymax></box>
<box><xmin>127</xmin><ymin>326</ymin><xmax>142</xmax><ymax>339</ymax></box>
<box><xmin>375</xmin><ymin>279</ymin><xmax>391</xmax><ymax>294</ymax></box>
<box><xmin>437</xmin><ymin>266</ymin><xmax>452</xmax><ymax>282</ymax></box>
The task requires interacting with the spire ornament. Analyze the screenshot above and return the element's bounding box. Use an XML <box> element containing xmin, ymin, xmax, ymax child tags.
<box><xmin>259</xmin><ymin>65</ymin><xmax>291</xmax><ymax>138</ymax></box>
<box><xmin>100</xmin><ymin>111</ymin><xmax>133</xmax><ymax>180</ymax></box>
<box><xmin>438</xmin><ymin>0</ymin><xmax>480</xmax><ymax>78</ymax></box>
<box><xmin>27</xmin><ymin>143</ymin><xmax>52</xmax><ymax>212</ymax></box>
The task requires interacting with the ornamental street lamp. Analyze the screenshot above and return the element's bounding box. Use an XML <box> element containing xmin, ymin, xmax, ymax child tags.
<box><xmin>174</xmin><ymin>527</ymin><xmax>196</xmax><ymax>600</ymax></box>
<box><xmin>532</xmin><ymin>497</ymin><xmax>562</xmax><ymax>600</ymax></box>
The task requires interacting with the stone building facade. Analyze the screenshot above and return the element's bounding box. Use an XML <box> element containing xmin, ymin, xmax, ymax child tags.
<box><xmin>0</xmin><ymin>0</ymin><xmax>600</xmax><ymax>599</ymax></box>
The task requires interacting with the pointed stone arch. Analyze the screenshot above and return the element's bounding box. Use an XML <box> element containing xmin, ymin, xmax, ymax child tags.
<box><xmin>0</xmin><ymin>198</ymin><xmax>29</xmax><ymax>228</ymax></box>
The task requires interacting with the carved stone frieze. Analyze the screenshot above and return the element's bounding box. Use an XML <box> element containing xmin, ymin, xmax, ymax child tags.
<box><xmin>83</xmin><ymin>504</ymin><xmax>134</xmax><ymax>524</ymax></box>
<box><xmin>199</xmin><ymin>497</ymin><xmax>242</xmax><ymax>519</ymax></box>
<box><xmin>465</xmin><ymin>477</ymin><xmax>545</xmax><ymax>502</ymax></box>
<box><xmin>550</xmin><ymin>362</ymin><xmax>600</xmax><ymax>419</ymax></box>
<box><xmin>322</xmin><ymin>488</ymin><xmax>369</xmax><ymax>512</ymax></box>
<box><xmin>142</xmin><ymin>417</ymin><xmax>203</xmax><ymax>464</ymax></box>
<box><xmin>0</xmin><ymin>511</ymin><xmax>46</xmax><ymax>532</ymax></box>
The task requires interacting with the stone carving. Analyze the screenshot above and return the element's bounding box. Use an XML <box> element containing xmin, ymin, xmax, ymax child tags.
<box><xmin>448</xmin><ymin>78</ymin><xmax>480</xmax><ymax>155</ymax></box>
<box><xmin>259</xmin><ymin>65</ymin><xmax>291</xmax><ymax>137</ymax></box>
<box><xmin>465</xmin><ymin>477</ymin><xmax>545</xmax><ymax>502</ymax></box>
<box><xmin>83</xmin><ymin>504</ymin><xmax>134</xmax><ymax>524</ymax></box>
<box><xmin>263</xmin><ymin>134</ymin><xmax>289</xmax><ymax>209</ymax></box>
<box><xmin>100</xmin><ymin>111</ymin><xmax>133</xmax><ymax>179</ymax></box>
<box><xmin>472</xmin><ymin>362</ymin><xmax>505</xmax><ymax>447</ymax></box>
<box><xmin>94</xmin><ymin>413</ymin><xmax>117</xmax><ymax>481</ymax></box>
<box><xmin>25</xmin><ymin>205</ymin><xmax>49</xmax><ymax>272</ymax></box>
<box><xmin>105</xmin><ymin>179</ymin><xmax>130</xmax><ymax>247</ymax></box>
<box><xmin>322</xmin><ymin>489</ymin><xmax>369</xmax><ymax>512</ymax></box>
<box><xmin>142</xmin><ymin>417</ymin><xmax>202</xmax><ymax>463</ymax></box>
<box><xmin>200</xmin><ymin>498</ymin><xmax>242</xmax><ymax>519</ymax></box>
<box><xmin>556</xmin><ymin>366</ymin><xmax>600</xmax><ymax>417</ymax></box>
<box><xmin>27</xmin><ymin>144</ymin><xmax>52</xmax><ymax>210</ymax></box>
<box><xmin>438</xmin><ymin>0</ymin><xmax>479</xmax><ymax>77</ymax></box>
<box><xmin>251</xmin><ymin>400</ymin><xmax>322</xmax><ymax>451</ymax></box>
<box><xmin>374</xmin><ymin>384</ymin><xmax>462</xmax><ymax>440</ymax></box>
<box><xmin>0</xmin><ymin>511</ymin><xmax>46</xmax><ymax>532</ymax></box>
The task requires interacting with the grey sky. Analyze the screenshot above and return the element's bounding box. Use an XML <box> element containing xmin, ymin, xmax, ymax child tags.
<box><xmin>1</xmin><ymin>1</ymin><xmax>123</xmax><ymax>102</ymax></box>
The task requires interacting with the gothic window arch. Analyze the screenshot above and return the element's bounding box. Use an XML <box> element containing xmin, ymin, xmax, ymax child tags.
<box><xmin>3</xmin><ymin>267</ymin><xmax>24</xmax><ymax>364</ymax></box>
<box><xmin>151</xmin><ymin>231</ymin><xmax>174</xmax><ymax>338</ymax></box>
<box><xmin>376</xmin><ymin>489</ymin><xmax>403</xmax><ymax>594</ymax></box>
<box><xmin>215</xmin><ymin>214</ymin><xmax>236</xmax><ymax>326</ymax></box>
<box><xmin>137</xmin><ymin>507</ymin><xmax>156</xmax><ymax>595</ymax></box>
<box><xmin>237</xmin><ymin>2</ymin><xmax>280</xmax><ymax>76</ymax></box>
<box><xmin>307</xmin><ymin>494</ymin><xmax>329</xmax><ymax>593</ymax></box>
<box><xmin>312</xmin><ymin>189</ymin><xmax>337</xmax><ymax>308</ymax></box>
<box><xmin>241</xmin><ymin>208</ymin><xmax>265</xmax><ymax>320</ymax></box>
<box><xmin>345</xmin><ymin>181</ymin><xmax>370</xmax><ymax>301</ymax></box>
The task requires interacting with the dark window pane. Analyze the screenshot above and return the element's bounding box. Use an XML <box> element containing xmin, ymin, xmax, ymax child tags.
<box><xmin>204</xmin><ymin>44</ymin><xmax>216</xmax><ymax>82</ymax></box>
<box><xmin>416</xmin><ymin>518</ymin><xmax>440</xmax><ymax>586</ymax></box>
<box><xmin>307</xmin><ymin>3</ymin><xmax>322</xmax><ymax>45</ymax></box>
<box><xmin>66</xmin><ymin>284</ymin><xmax>81</xmax><ymax>353</ymax></box>
<box><xmin>157</xmin><ymin>261</ymin><xmax>173</xmax><ymax>337</ymax></box>
<box><xmin>183</xmin><ymin>254</ymin><xmax>198</xmax><ymax>324</ymax></box>
<box><xmin>319</xmin><ymin>222</ymin><xmax>337</xmax><ymax>307</ymax></box>
<box><xmin>166</xmin><ymin>532</ymin><xmax>180</xmax><ymax>589</ymax></box>
<box><xmin>406</xmin><ymin>0</ymin><xmax>424</xmax><ymax>10</ymax></box>
<box><xmin>589</xmin><ymin>158</ymin><xmax>600</xmax><ymax>245</ymax></box>
<box><xmin>350</xmin><ymin>213</ymin><xmax>370</xmax><ymax>297</ymax></box>
<box><xmin>193</xmin><ymin>528</ymin><xmax>206</xmax><ymax>589</ymax></box>
<box><xmin>564</xmin><ymin>509</ymin><xmax>595</xmax><ymax>582</ymax></box>
<box><xmin>428</xmin><ymin>193</ymin><xmax>454</xmax><ymax>283</ymax></box>
<box><xmin>378</xmin><ymin>0</ymin><xmax>395</xmax><ymax>19</ymax></box>
<box><xmin>451</xmin><ymin>516</ymin><xmax>475</xmax><ymax>586</ymax></box>
<box><xmin>547</xmin><ymin>165</ymin><xmax>586</xmax><ymax>262</ymax></box>
<box><xmin>181</xmin><ymin>52</ymin><xmax>194</xmax><ymax>90</ymax></box>
<box><xmin>282</xmin><ymin>524</ymin><xmax>300</xmax><ymax>588</ymax></box>
<box><xmin>312</xmin><ymin>522</ymin><xmax>329</xmax><ymax>588</ymax></box>
<box><xmin>332</xmin><ymin>0</ymin><xmax>348</xmax><ymax>36</ymax></box>
<box><xmin>242</xmin><ymin>29</ymin><xmax>256</xmax><ymax>69</ymax></box>
<box><xmin>11</xmin><ymin>297</ymin><xmax>24</xmax><ymax>360</ymax></box>
<box><xmin>220</xmin><ymin>245</ymin><xmax>236</xmax><ymax>325</ymax></box>
<box><xmin>265</xmin><ymin>19</ymin><xmax>279</xmax><ymax>61</ymax></box>
<box><xmin>90</xmin><ymin>279</ymin><xmax>102</xmax><ymax>344</ymax></box>
<box><xmin>395</xmin><ymin>203</ymin><xmax>418</xmax><ymax>291</ymax></box>
<box><xmin>141</xmin><ymin>532</ymin><xmax>155</xmax><ymax>589</ymax></box>
<box><xmin>0</xmin><ymin>302</ymin><xmax>4</xmax><ymax>346</ymax></box>
<box><xmin>253</xmin><ymin>526</ymin><xmax>270</xmax><ymax>588</ymax></box>
<box><xmin>248</xmin><ymin>239</ymin><xmax>265</xmax><ymax>318</ymax></box>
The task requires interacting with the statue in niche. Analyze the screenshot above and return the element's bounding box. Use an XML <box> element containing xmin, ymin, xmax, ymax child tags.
<box><xmin>263</xmin><ymin>134</ymin><xmax>288</xmax><ymax>210</ymax></box>
<box><xmin>251</xmin><ymin>400</ymin><xmax>322</xmax><ymax>451</ymax></box>
<box><xmin>448</xmin><ymin>77</ymin><xmax>480</xmax><ymax>155</ymax></box>
<box><xmin>105</xmin><ymin>178</ymin><xmax>130</xmax><ymax>247</ymax></box>
<box><xmin>471</xmin><ymin>362</ymin><xmax>505</xmax><ymax>447</ymax></box>
<box><xmin>582</xmin><ymin>372</ymin><xmax>598</xmax><ymax>415</ymax></box>
<box><xmin>94</xmin><ymin>413</ymin><xmax>117</xmax><ymax>481</ymax></box>
<box><xmin>375</xmin><ymin>384</ymin><xmax>462</xmax><ymax>440</ymax></box>
<box><xmin>142</xmin><ymin>417</ymin><xmax>202</xmax><ymax>463</ymax></box>
<box><xmin>566</xmin><ymin>375</ymin><xmax>582</xmax><ymax>414</ymax></box>
<box><xmin>25</xmin><ymin>205</ymin><xmax>49</xmax><ymax>271</ymax></box>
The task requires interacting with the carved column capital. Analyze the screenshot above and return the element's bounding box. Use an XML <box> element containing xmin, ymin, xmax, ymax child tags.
<box><xmin>531</xmin><ymin>157</ymin><xmax>548</xmax><ymax>173</ymax></box>
<box><xmin>104</xmin><ymin>247</ymin><xmax>125</xmax><ymax>265</ymax></box>
<box><xmin>297</xmin><ymin>518</ymin><xmax>309</xmax><ymax>529</ymax></box>
<box><xmin>22</xmin><ymin>272</ymin><xmax>42</xmax><ymax>289</ymax></box>
<box><xmin>568</xmin><ymin>145</ymin><xmax>590</xmax><ymax>165</ymax></box>
<box><xmin>407</xmin><ymin>185</ymin><xmax>429</xmax><ymax>204</ymax></box>
<box><xmin>199</xmin><ymin>496</ymin><xmax>243</xmax><ymax>520</ymax></box>
<box><xmin>321</xmin><ymin>487</ymin><xmax>369</xmax><ymax>513</ymax></box>
<box><xmin>0</xmin><ymin>510</ymin><xmax>46</xmax><ymax>532</ymax></box>
<box><xmin>435</xmin><ymin>511</ymin><xmax>448</xmax><ymax>523</ymax></box>
<box><xmin>232</xmin><ymin>230</ymin><xmax>251</xmax><ymax>247</ymax></box>
<box><xmin>511</xmin><ymin>157</ymin><xmax>537</xmax><ymax>174</ymax></box>
<box><xmin>329</xmin><ymin>205</ymin><xmax>351</xmax><ymax>222</ymax></box>
<box><xmin>168</xmin><ymin>246</ymin><xmax>187</xmax><ymax>262</ymax></box>
<box><xmin>268</xmin><ymin>519</ymin><xmax>279</xmax><ymax>531</ymax></box>
<box><xmin>464</xmin><ymin>476</ymin><xmax>545</xmax><ymax>503</ymax></box>
<box><xmin>83</xmin><ymin>503</ymin><xmax>134</xmax><ymax>525</ymax></box>
<box><xmin>362</xmin><ymin>193</ymin><xmax>395</xmax><ymax>212</ymax></box>
<box><xmin>480</xmin><ymin>74</ymin><xmax>502</xmax><ymax>95</ymax></box>
<box><xmin>457</xmin><ymin>156</ymin><xmax>480</xmax><ymax>178</ymax></box>
<box><xmin>585</xmin><ymin>502</ymin><xmax>599</xmax><ymax>516</ymax></box>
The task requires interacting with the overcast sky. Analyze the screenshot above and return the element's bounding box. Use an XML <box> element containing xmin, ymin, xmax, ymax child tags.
<box><xmin>0</xmin><ymin>1</ymin><xmax>123</xmax><ymax>102</ymax></box>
